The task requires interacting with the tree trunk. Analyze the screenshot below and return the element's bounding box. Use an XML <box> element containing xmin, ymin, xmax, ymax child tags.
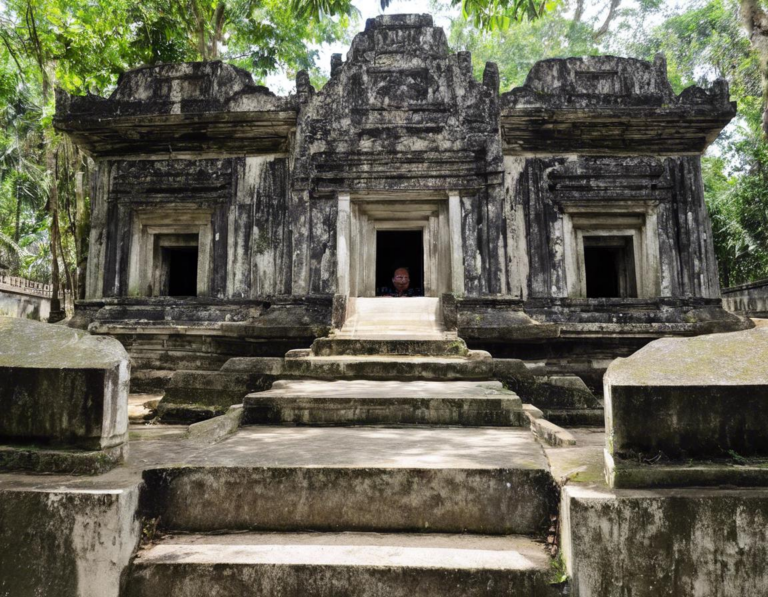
<box><xmin>573</xmin><ymin>0</ymin><xmax>584</xmax><ymax>24</ymax></box>
<box><xmin>47</xmin><ymin>145</ymin><xmax>64</xmax><ymax>321</ymax></box>
<box><xmin>741</xmin><ymin>0</ymin><xmax>768</xmax><ymax>138</ymax></box>
<box><xmin>14</xmin><ymin>179</ymin><xmax>21</xmax><ymax>243</ymax></box>
<box><xmin>210</xmin><ymin>1</ymin><xmax>227</xmax><ymax>59</ymax></box>
<box><xmin>42</xmin><ymin>68</ymin><xmax>64</xmax><ymax>321</ymax></box>
<box><xmin>594</xmin><ymin>0</ymin><xmax>621</xmax><ymax>40</ymax></box>
<box><xmin>56</xmin><ymin>207</ymin><xmax>75</xmax><ymax>312</ymax></box>
<box><xmin>568</xmin><ymin>0</ymin><xmax>585</xmax><ymax>41</ymax></box>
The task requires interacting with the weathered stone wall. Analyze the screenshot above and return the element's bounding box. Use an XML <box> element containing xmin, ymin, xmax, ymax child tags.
<box><xmin>0</xmin><ymin>289</ymin><xmax>49</xmax><ymax>320</ymax></box>
<box><xmin>95</xmin><ymin>155</ymin><xmax>293</xmax><ymax>299</ymax></box>
<box><xmin>0</xmin><ymin>482</ymin><xmax>140</xmax><ymax>597</ymax></box>
<box><xmin>505</xmin><ymin>156</ymin><xmax>720</xmax><ymax>300</ymax></box>
<box><xmin>0</xmin><ymin>274</ymin><xmax>53</xmax><ymax>320</ymax></box>
<box><xmin>722</xmin><ymin>278</ymin><xmax>768</xmax><ymax>318</ymax></box>
<box><xmin>561</xmin><ymin>485</ymin><xmax>768</xmax><ymax>597</ymax></box>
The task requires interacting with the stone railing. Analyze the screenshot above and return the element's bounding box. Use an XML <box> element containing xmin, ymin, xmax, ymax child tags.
<box><xmin>0</xmin><ymin>274</ymin><xmax>53</xmax><ymax>298</ymax></box>
<box><xmin>722</xmin><ymin>278</ymin><xmax>768</xmax><ymax>318</ymax></box>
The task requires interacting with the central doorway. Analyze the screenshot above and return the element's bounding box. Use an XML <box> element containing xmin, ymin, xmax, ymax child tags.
<box><xmin>165</xmin><ymin>246</ymin><xmax>199</xmax><ymax>297</ymax></box>
<box><xmin>337</xmin><ymin>193</ymin><xmax>464</xmax><ymax>298</ymax></box>
<box><xmin>583</xmin><ymin>236</ymin><xmax>637</xmax><ymax>298</ymax></box>
<box><xmin>375</xmin><ymin>230</ymin><xmax>424</xmax><ymax>295</ymax></box>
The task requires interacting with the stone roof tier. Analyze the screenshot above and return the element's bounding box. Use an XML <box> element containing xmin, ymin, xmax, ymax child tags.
<box><xmin>54</xmin><ymin>62</ymin><xmax>298</xmax><ymax>158</ymax></box>
<box><xmin>500</xmin><ymin>55</ymin><xmax>735</xmax><ymax>155</ymax></box>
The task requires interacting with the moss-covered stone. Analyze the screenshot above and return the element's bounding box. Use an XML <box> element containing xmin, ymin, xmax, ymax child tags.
<box><xmin>0</xmin><ymin>483</ymin><xmax>140</xmax><ymax>597</ymax></box>
<box><xmin>605</xmin><ymin>325</ymin><xmax>768</xmax><ymax>463</ymax></box>
<box><xmin>156</xmin><ymin>403</ymin><xmax>227</xmax><ymax>424</ymax></box>
<box><xmin>0</xmin><ymin>317</ymin><xmax>129</xmax><ymax>451</ymax></box>
<box><xmin>0</xmin><ymin>443</ymin><xmax>125</xmax><ymax>475</ymax></box>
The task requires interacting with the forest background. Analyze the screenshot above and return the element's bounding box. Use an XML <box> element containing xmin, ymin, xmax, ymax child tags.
<box><xmin>1</xmin><ymin>0</ymin><xmax>767</xmax><ymax>310</ymax></box>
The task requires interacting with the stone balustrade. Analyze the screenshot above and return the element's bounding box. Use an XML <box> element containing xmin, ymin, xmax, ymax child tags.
<box><xmin>0</xmin><ymin>273</ymin><xmax>53</xmax><ymax>298</ymax></box>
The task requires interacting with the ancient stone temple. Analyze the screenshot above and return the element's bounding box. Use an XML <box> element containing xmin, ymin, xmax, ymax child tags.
<box><xmin>4</xmin><ymin>14</ymin><xmax>768</xmax><ymax>597</ymax></box>
<box><xmin>54</xmin><ymin>13</ymin><xmax>746</xmax><ymax>389</ymax></box>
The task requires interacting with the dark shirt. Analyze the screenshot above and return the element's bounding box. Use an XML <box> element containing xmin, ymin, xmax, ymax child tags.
<box><xmin>377</xmin><ymin>286</ymin><xmax>424</xmax><ymax>297</ymax></box>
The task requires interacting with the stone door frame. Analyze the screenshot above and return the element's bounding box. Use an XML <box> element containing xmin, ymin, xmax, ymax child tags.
<box><xmin>561</xmin><ymin>202</ymin><xmax>661</xmax><ymax>299</ymax></box>
<box><xmin>336</xmin><ymin>191</ymin><xmax>464</xmax><ymax>298</ymax></box>
<box><xmin>127</xmin><ymin>208</ymin><xmax>213</xmax><ymax>297</ymax></box>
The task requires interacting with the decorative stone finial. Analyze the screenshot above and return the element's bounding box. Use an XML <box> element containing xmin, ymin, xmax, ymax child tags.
<box><xmin>331</xmin><ymin>54</ymin><xmax>343</xmax><ymax>78</ymax></box>
<box><xmin>296</xmin><ymin>70</ymin><xmax>314</xmax><ymax>104</ymax></box>
<box><xmin>457</xmin><ymin>51</ymin><xmax>472</xmax><ymax>78</ymax></box>
<box><xmin>483</xmin><ymin>62</ymin><xmax>499</xmax><ymax>96</ymax></box>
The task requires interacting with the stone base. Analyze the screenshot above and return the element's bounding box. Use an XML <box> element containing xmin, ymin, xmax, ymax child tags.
<box><xmin>129</xmin><ymin>369</ymin><xmax>175</xmax><ymax>393</ymax></box>
<box><xmin>163</xmin><ymin>370</ymin><xmax>276</xmax><ymax>407</ymax></box>
<box><xmin>0</xmin><ymin>443</ymin><xmax>127</xmax><ymax>475</ymax></box>
<box><xmin>0</xmin><ymin>316</ymin><xmax>130</xmax><ymax>451</ymax></box>
<box><xmin>0</xmin><ymin>478</ymin><xmax>141</xmax><ymax>597</ymax></box>
<box><xmin>310</xmin><ymin>337</ymin><xmax>468</xmax><ymax>357</ymax></box>
<box><xmin>561</xmin><ymin>484</ymin><xmax>768</xmax><ymax>597</ymax></box>
<box><xmin>604</xmin><ymin>324</ymin><xmax>768</xmax><ymax>462</ymax></box>
<box><xmin>542</xmin><ymin>408</ymin><xmax>604</xmax><ymax>427</ymax></box>
<box><xmin>605</xmin><ymin>449</ymin><xmax>768</xmax><ymax>489</ymax></box>
<box><xmin>156</xmin><ymin>403</ymin><xmax>228</xmax><ymax>424</ymax></box>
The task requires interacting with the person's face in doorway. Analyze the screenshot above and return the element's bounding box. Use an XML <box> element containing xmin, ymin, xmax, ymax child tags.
<box><xmin>392</xmin><ymin>268</ymin><xmax>410</xmax><ymax>295</ymax></box>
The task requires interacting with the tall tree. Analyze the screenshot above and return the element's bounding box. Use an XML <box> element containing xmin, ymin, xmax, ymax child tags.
<box><xmin>740</xmin><ymin>0</ymin><xmax>768</xmax><ymax>136</ymax></box>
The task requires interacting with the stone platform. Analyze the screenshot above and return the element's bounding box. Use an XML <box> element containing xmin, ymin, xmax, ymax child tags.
<box><xmin>604</xmin><ymin>321</ymin><xmax>768</xmax><ymax>487</ymax></box>
<box><xmin>0</xmin><ymin>317</ymin><xmax>130</xmax><ymax>474</ymax></box>
<box><xmin>542</xmin><ymin>428</ymin><xmax>768</xmax><ymax>597</ymax></box>
<box><xmin>0</xmin><ymin>416</ymin><xmax>559</xmax><ymax>596</ymax></box>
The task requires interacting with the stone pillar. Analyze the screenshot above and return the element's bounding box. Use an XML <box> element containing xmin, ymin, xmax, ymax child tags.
<box><xmin>448</xmin><ymin>192</ymin><xmax>465</xmax><ymax>296</ymax></box>
<box><xmin>337</xmin><ymin>193</ymin><xmax>351</xmax><ymax>296</ymax></box>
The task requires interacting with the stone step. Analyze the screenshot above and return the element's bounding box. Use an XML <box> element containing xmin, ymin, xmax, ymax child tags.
<box><xmin>345</xmin><ymin>314</ymin><xmax>441</xmax><ymax>323</ymax></box>
<box><xmin>352</xmin><ymin>296</ymin><xmax>441</xmax><ymax>315</ymax></box>
<box><xmin>244</xmin><ymin>380</ymin><xmax>526</xmax><ymax>426</ymax></box>
<box><xmin>124</xmin><ymin>532</ymin><xmax>554</xmax><ymax>597</ymax></box>
<box><xmin>311</xmin><ymin>337</ymin><xmax>467</xmax><ymax>356</ymax></box>
<box><xmin>339</xmin><ymin>297</ymin><xmax>446</xmax><ymax>340</ymax></box>
<box><xmin>336</xmin><ymin>326</ymin><xmax>447</xmax><ymax>340</ymax></box>
<box><xmin>139</xmin><ymin>426</ymin><xmax>557</xmax><ymax>535</ymax></box>
<box><xmin>283</xmin><ymin>350</ymin><xmax>494</xmax><ymax>380</ymax></box>
<box><xmin>333</xmin><ymin>328</ymin><xmax>448</xmax><ymax>339</ymax></box>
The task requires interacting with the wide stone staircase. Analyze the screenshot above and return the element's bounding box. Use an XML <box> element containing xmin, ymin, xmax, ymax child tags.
<box><xmin>124</xmin><ymin>298</ymin><xmax>560</xmax><ymax>596</ymax></box>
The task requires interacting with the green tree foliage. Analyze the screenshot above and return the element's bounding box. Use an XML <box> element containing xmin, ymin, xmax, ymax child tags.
<box><xmin>130</xmin><ymin>0</ymin><xmax>355</xmax><ymax>83</ymax></box>
<box><xmin>447</xmin><ymin>2</ymin><xmax>599</xmax><ymax>89</ymax></box>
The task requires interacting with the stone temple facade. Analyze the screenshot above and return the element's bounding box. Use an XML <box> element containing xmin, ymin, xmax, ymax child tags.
<box><xmin>6</xmin><ymin>16</ymin><xmax>768</xmax><ymax>596</ymax></box>
<box><xmin>55</xmin><ymin>13</ymin><xmax>746</xmax><ymax>388</ymax></box>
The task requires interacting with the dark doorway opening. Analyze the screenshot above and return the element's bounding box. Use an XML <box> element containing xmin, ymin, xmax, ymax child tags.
<box><xmin>583</xmin><ymin>236</ymin><xmax>637</xmax><ymax>298</ymax></box>
<box><xmin>165</xmin><ymin>246</ymin><xmax>198</xmax><ymax>297</ymax></box>
<box><xmin>375</xmin><ymin>230</ymin><xmax>424</xmax><ymax>295</ymax></box>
